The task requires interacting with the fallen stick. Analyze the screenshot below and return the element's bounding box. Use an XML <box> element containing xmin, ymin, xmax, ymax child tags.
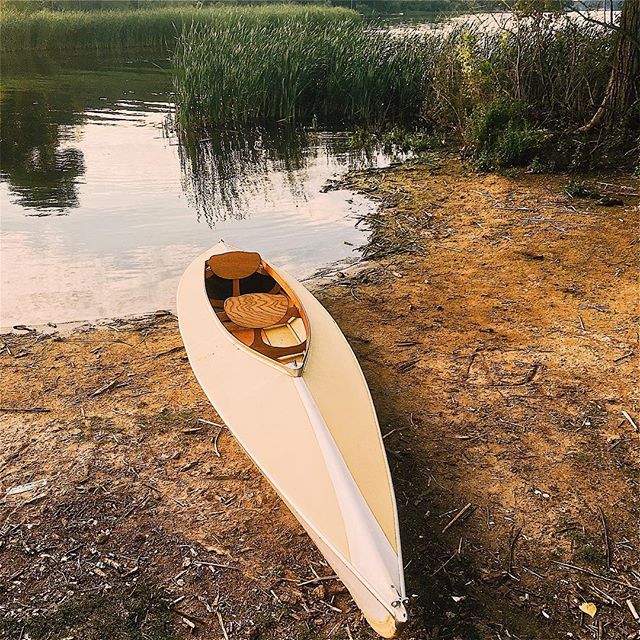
<box><xmin>552</xmin><ymin>561</ymin><xmax>640</xmax><ymax>591</ymax></box>
<box><xmin>382</xmin><ymin>427</ymin><xmax>411</xmax><ymax>440</ymax></box>
<box><xmin>60</xmin><ymin>338</ymin><xmax>133</xmax><ymax>346</ymax></box>
<box><xmin>171</xmin><ymin>609</ymin><xmax>205</xmax><ymax>625</ymax></box>
<box><xmin>198</xmin><ymin>418</ymin><xmax>224</xmax><ymax>427</ymax></box>
<box><xmin>431</xmin><ymin>550</ymin><xmax>457</xmax><ymax>576</ymax></box>
<box><xmin>320</xmin><ymin>599</ymin><xmax>343</xmax><ymax>613</ymax></box>
<box><xmin>588</xmin><ymin>582</ymin><xmax>620</xmax><ymax>607</ymax></box>
<box><xmin>493</xmin><ymin>364</ymin><xmax>540</xmax><ymax>387</ymax></box>
<box><xmin>508</xmin><ymin>526</ymin><xmax>523</xmax><ymax>574</ymax></box>
<box><xmin>6</xmin><ymin>479</ymin><xmax>48</xmax><ymax>496</ymax></box>
<box><xmin>89</xmin><ymin>379</ymin><xmax>120</xmax><ymax>398</ymax></box>
<box><xmin>451</xmin><ymin>433</ymin><xmax>486</xmax><ymax>442</ymax></box>
<box><xmin>598</xmin><ymin>506</ymin><xmax>612</xmax><ymax>570</ymax></box>
<box><xmin>298</xmin><ymin>574</ymin><xmax>338</xmax><ymax>586</ymax></box>
<box><xmin>442</xmin><ymin>502</ymin><xmax>474</xmax><ymax>533</ymax></box>
<box><xmin>153</xmin><ymin>345</ymin><xmax>184</xmax><ymax>359</ymax></box>
<box><xmin>622</xmin><ymin>411</ymin><xmax>638</xmax><ymax>432</ymax></box>
<box><xmin>216</xmin><ymin>611</ymin><xmax>229</xmax><ymax>640</ymax></box>
<box><xmin>194</xmin><ymin>561</ymin><xmax>238</xmax><ymax>570</ymax></box>
<box><xmin>0</xmin><ymin>406</ymin><xmax>50</xmax><ymax>413</ymax></box>
<box><xmin>212</xmin><ymin>429</ymin><xmax>222</xmax><ymax>457</ymax></box>
<box><xmin>180</xmin><ymin>617</ymin><xmax>195</xmax><ymax>631</ymax></box>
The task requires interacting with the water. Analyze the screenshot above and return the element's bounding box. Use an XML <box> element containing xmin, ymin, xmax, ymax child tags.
<box><xmin>1</xmin><ymin>52</ymin><xmax>399</xmax><ymax>327</ymax></box>
<box><xmin>386</xmin><ymin>8</ymin><xmax>620</xmax><ymax>35</ymax></box>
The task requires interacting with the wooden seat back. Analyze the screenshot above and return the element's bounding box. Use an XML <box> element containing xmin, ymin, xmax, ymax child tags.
<box><xmin>207</xmin><ymin>251</ymin><xmax>262</xmax><ymax>298</ymax></box>
<box><xmin>207</xmin><ymin>252</ymin><xmax>261</xmax><ymax>280</ymax></box>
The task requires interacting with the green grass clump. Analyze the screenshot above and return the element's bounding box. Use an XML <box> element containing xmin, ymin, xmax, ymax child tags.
<box><xmin>0</xmin><ymin>4</ymin><xmax>357</xmax><ymax>52</ymax></box>
<box><xmin>564</xmin><ymin>180</ymin><xmax>598</xmax><ymax>198</ymax></box>
<box><xmin>470</xmin><ymin>100</ymin><xmax>543</xmax><ymax>170</ymax></box>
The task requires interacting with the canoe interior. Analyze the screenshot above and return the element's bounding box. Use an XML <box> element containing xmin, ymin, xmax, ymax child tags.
<box><xmin>204</xmin><ymin>251</ymin><xmax>309</xmax><ymax>372</ymax></box>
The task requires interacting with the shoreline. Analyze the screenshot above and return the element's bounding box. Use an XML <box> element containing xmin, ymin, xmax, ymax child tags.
<box><xmin>0</xmin><ymin>244</ymin><xmax>375</xmax><ymax>337</ymax></box>
<box><xmin>2</xmin><ymin>158</ymin><xmax>638</xmax><ymax>640</ymax></box>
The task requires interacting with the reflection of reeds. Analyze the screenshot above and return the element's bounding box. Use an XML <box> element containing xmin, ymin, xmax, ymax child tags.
<box><xmin>174</xmin><ymin>14</ymin><xmax>612</xmax><ymax>133</ymax></box>
<box><xmin>177</xmin><ymin>127</ymin><xmax>387</xmax><ymax>226</ymax></box>
<box><xmin>0</xmin><ymin>4</ymin><xmax>356</xmax><ymax>52</ymax></box>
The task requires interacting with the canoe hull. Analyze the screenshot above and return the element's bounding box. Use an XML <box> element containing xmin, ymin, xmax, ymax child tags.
<box><xmin>177</xmin><ymin>242</ymin><xmax>407</xmax><ymax>636</ymax></box>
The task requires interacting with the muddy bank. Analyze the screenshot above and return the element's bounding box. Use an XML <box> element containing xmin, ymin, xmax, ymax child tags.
<box><xmin>1</xmin><ymin>159</ymin><xmax>638</xmax><ymax>640</ymax></box>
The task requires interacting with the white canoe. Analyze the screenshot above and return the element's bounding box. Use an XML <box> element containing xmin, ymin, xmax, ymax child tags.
<box><xmin>177</xmin><ymin>241</ymin><xmax>407</xmax><ymax>637</ymax></box>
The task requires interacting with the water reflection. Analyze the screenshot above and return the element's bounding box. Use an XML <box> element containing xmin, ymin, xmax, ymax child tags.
<box><xmin>0</xmin><ymin>51</ymin><xmax>172</xmax><ymax>215</ymax></box>
<box><xmin>0</xmin><ymin>88</ymin><xmax>85</xmax><ymax>212</ymax></box>
<box><xmin>179</xmin><ymin>126</ymin><xmax>387</xmax><ymax>225</ymax></box>
<box><xmin>1</xmin><ymin>51</ymin><xmax>384</xmax><ymax>326</ymax></box>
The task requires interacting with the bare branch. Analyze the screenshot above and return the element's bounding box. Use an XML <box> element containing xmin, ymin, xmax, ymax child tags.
<box><xmin>570</xmin><ymin>1</ymin><xmax>640</xmax><ymax>51</ymax></box>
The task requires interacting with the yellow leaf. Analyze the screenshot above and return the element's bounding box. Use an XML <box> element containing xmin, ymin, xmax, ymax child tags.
<box><xmin>579</xmin><ymin>602</ymin><xmax>597</xmax><ymax>617</ymax></box>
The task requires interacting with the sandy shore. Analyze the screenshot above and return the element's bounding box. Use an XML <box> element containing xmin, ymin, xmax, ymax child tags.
<box><xmin>1</xmin><ymin>158</ymin><xmax>638</xmax><ymax>640</ymax></box>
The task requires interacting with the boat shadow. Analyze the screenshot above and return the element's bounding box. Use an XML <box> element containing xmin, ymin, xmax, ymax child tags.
<box><xmin>346</xmin><ymin>339</ymin><xmax>542</xmax><ymax>639</ymax></box>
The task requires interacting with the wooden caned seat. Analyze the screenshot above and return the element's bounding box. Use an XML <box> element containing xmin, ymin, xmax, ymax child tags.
<box><xmin>224</xmin><ymin>293</ymin><xmax>289</xmax><ymax>329</ymax></box>
<box><xmin>224</xmin><ymin>293</ymin><xmax>305</xmax><ymax>359</ymax></box>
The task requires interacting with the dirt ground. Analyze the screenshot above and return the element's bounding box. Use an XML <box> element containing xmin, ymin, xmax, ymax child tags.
<box><xmin>1</xmin><ymin>159</ymin><xmax>638</xmax><ymax>640</ymax></box>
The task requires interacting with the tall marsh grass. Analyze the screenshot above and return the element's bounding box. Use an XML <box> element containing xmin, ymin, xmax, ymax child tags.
<box><xmin>173</xmin><ymin>13</ymin><xmax>616</xmax><ymax>162</ymax></box>
<box><xmin>173</xmin><ymin>19</ymin><xmax>426</xmax><ymax>129</ymax></box>
<box><xmin>0</xmin><ymin>4</ymin><xmax>358</xmax><ymax>52</ymax></box>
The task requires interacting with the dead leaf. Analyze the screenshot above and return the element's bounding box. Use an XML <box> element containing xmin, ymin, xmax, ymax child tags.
<box><xmin>579</xmin><ymin>602</ymin><xmax>597</xmax><ymax>617</ymax></box>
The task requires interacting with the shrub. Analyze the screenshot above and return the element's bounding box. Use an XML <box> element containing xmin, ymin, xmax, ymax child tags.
<box><xmin>564</xmin><ymin>180</ymin><xmax>596</xmax><ymax>198</ymax></box>
<box><xmin>470</xmin><ymin>100</ymin><xmax>542</xmax><ymax>169</ymax></box>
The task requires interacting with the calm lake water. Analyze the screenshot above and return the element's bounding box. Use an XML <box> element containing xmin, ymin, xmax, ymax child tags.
<box><xmin>386</xmin><ymin>9</ymin><xmax>620</xmax><ymax>34</ymax></box>
<box><xmin>1</xmin><ymin>52</ymin><xmax>400</xmax><ymax>327</ymax></box>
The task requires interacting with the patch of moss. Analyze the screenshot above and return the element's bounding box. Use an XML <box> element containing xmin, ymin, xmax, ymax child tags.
<box><xmin>576</xmin><ymin>544</ymin><xmax>605</xmax><ymax>567</ymax></box>
<box><xmin>564</xmin><ymin>180</ymin><xmax>598</xmax><ymax>198</ymax></box>
<box><xmin>134</xmin><ymin>408</ymin><xmax>199</xmax><ymax>434</ymax></box>
<box><xmin>569</xmin><ymin>531</ymin><xmax>605</xmax><ymax>568</ymax></box>
<box><xmin>74</xmin><ymin>415</ymin><xmax>119</xmax><ymax>437</ymax></box>
<box><xmin>1</xmin><ymin>586</ymin><xmax>175</xmax><ymax>640</ymax></box>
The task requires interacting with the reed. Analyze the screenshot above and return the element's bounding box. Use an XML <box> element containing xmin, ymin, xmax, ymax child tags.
<box><xmin>173</xmin><ymin>18</ymin><xmax>428</xmax><ymax>129</ymax></box>
<box><xmin>3</xmin><ymin>3</ymin><xmax>619</xmax><ymax>166</ymax></box>
<box><xmin>173</xmin><ymin>14</ymin><xmax>614</xmax><ymax>144</ymax></box>
<box><xmin>0</xmin><ymin>4</ymin><xmax>357</xmax><ymax>52</ymax></box>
